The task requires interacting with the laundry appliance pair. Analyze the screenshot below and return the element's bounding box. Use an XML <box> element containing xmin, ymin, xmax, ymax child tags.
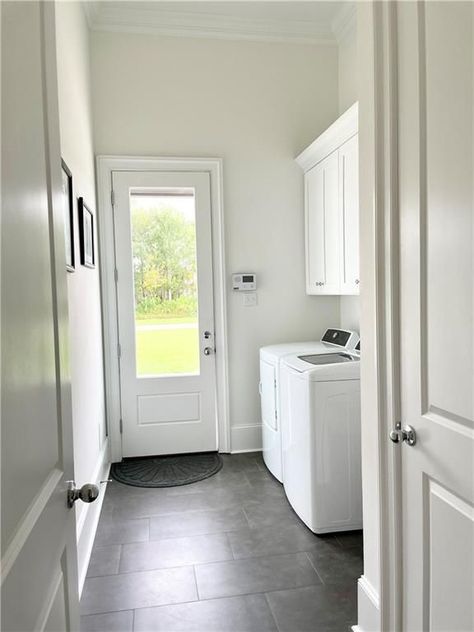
<box><xmin>259</xmin><ymin>329</ymin><xmax>362</xmax><ymax>534</ymax></box>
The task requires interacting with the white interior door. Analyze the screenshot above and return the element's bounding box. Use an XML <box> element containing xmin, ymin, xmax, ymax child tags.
<box><xmin>113</xmin><ymin>170</ymin><xmax>218</xmax><ymax>457</ymax></box>
<box><xmin>397</xmin><ymin>2</ymin><xmax>473</xmax><ymax>630</ymax></box>
<box><xmin>1</xmin><ymin>2</ymin><xmax>79</xmax><ymax>630</ymax></box>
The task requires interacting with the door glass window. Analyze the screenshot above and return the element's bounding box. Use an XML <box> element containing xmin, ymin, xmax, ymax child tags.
<box><xmin>130</xmin><ymin>189</ymin><xmax>200</xmax><ymax>376</ymax></box>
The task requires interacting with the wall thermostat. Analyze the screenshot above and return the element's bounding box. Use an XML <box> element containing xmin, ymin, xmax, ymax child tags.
<box><xmin>232</xmin><ymin>273</ymin><xmax>257</xmax><ymax>291</ymax></box>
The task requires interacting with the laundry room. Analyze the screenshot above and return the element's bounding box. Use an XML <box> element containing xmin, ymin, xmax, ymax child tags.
<box><xmin>6</xmin><ymin>1</ymin><xmax>472</xmax><ymax>631</ymax></box>
<box><xmin>86</xmin><ymin>3</ymin><xmax>365</xmax><ymax>627</ymax></box>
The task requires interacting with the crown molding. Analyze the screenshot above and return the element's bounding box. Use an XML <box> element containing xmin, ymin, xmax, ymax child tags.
<box><xmin>331</xmin><ymin>2</ymin><xmax>356</xmax><ymax>44</ymax></box>
<box><xmin>82</xmin><ymin>1</ymin><xmax>99</xmax><ymax>29</ymax></box>
<box><xmin>82</xmin><ymin>2</ymin><xmax>339</xmax><ymax>46</ymax></box>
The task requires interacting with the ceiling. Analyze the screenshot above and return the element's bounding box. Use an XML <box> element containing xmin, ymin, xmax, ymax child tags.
<box><xmin>83</xmin><ymin>1</ymin><xmax>355</xmax><ymax>45</ymax></box>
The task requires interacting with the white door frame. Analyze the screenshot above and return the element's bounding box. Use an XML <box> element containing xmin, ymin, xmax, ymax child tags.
<box><xmin>96</xmin><ymin>156</ymin><xmax>230</xmax><ymax>463</ymax></box>
<box><xmin>357</xmin><ymin>2</ymin><xmax>401</xmax><ymax>631</ymax></box>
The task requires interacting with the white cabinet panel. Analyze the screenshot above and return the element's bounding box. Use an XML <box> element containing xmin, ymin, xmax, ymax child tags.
<box><xmin>305</xmin><ymin>151</ymin><xmax>340</xmax><ymax>295</ymax></box>
<box><xmin>339</xmin><ymin>135</ymin><xmax>360</xmax><ymax>294</ymax></box>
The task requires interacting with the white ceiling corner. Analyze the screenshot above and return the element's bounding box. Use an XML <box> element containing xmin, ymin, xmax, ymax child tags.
<box><xmin>82</xmin><ymin>1</ymin><xmax>356</xmax><ymax>46</ymax></box>
<box><xmin>331</xmin><ymin>2</ymin><xmax>356</xmax><ymax>44</ymax></box>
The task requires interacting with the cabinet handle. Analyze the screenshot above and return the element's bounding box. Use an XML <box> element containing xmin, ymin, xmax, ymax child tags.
<box><xmin>315</xmin><ymin>281</ymin><xmax>325</xmax><ymax>286</ymax></box>
<box><xmin>355</xmin><ymin>279</ymin><xmax>360</xmax><ymax>285</ymax></box>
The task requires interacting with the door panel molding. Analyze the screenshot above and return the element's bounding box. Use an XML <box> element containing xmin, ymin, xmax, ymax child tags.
<box><xmin>1</xmin><ymin>468</ymin><xmax>63</xmax><ymax>583</ymax></box>
<box><xmin>96</xmin><ymin>156</ymin><xmax>230</xmax><ymax>460</ymax></box>
<box><xmin>417</xmin><ymin>1</ymin><xmax>473</xmax><ymax>425</ymax></box>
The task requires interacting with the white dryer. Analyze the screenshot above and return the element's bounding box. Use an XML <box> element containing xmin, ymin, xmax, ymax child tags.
<box><xmin>259</xmin><ymin>329</ymin><xmax>359</xmax><ymax>482</ymax></box>
<box><xmin>281</xmin><ymin>345</ymin><xmax>362</xmax><ymax>533</ymax></box>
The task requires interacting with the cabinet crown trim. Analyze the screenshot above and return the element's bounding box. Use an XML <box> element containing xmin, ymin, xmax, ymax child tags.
<box><xmin>296</xmin><ymin>102</ymin><xmax>358</xmax><ymax>172</ymax></box>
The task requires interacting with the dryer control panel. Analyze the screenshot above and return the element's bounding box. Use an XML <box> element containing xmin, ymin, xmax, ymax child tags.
<box><xmin>321</xmin><ymin>328</ymin><xmax>359</xmax><ymax>350</ymax></box>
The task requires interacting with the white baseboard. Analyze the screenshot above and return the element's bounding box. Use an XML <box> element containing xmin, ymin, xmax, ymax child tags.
<box><xmin>76</xmin><ymin>440</ymin><xmax>111</xmax><ymax>597</ymax></box>
<box><xmin>230</xmin><ymin>423</ymin><xmax>262</xmax><ymax>453</ymax></box>
<box><xmin>353</xmin><ymin>575</ymin><xmax>380</xmax><ymax>632</ymax></box>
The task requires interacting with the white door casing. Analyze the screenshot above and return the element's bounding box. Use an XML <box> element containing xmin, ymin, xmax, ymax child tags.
<box><xmin>113</xmin><ymin>170</ymin><xmax>218</xmax><ymax>457</ymax></box>
<box><xmin>1</xmin><ymin>2</ymin><xmax>79</xmax><ymax>630</ymax></box>
<box><xmin>397</xmin><ymin>2</ymin><xmax>473</xmax><ymax>630</ymax></box>
<box><xmin>97</xmin><ymin>157</ymin><xmax>229</xmax><ymax>463</ymax></box>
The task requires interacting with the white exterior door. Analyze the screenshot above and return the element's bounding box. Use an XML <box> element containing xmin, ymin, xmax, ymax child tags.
<box><xmin>397</xmin><ymin>2</ymin><xmax>473</xmax><ymax>630</ymax></box>
<box><xmin>1</xmin><ymin>2</ymin><xmax>79</xmax><ymax>630</ymax></box>
<box><xmin>113</xmin><ymin>170</ymin><xmax>218</xmax><ymax>457</ymax></box>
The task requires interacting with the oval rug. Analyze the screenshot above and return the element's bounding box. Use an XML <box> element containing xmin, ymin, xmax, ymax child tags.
<box><xmin>110</xmin><ymin>452</ymin><xmax>223</xmax><ymax>488</ymax></box>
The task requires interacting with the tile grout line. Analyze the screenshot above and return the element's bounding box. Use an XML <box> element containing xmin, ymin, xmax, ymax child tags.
<box><xmin>304</xmin><ymin>551</ymin><xmax>326</xmax><ymax>585</ymax></box>
<box><xmin>263</xmin><ymin>592</ymin><xmax>283</xmax><ymax>632</ymax></box>
<box><xmin>241</xmin><ymin>505</ymin><xmax>252</xmax><ymax>529</ymax></box>
<box><xmin>82</xmin><ymin>581</ymin><xmax>334</xmax><ymax>618</ymax></box>
<box><xmin>192</xmin><ymin>564</ymin><xmax>201</xmax><ymax>601</ymax></box>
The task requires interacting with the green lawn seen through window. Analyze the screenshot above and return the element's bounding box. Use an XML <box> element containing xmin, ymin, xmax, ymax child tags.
<box><xmin>135</xmin><ymin>317</ymin><xmax>199</xmax><ymax>376</ymax></box>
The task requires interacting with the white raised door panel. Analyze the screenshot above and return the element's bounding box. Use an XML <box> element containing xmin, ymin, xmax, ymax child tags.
<box><xmin>113</xmin><ymin>170</ymin><xmax>218</xmax><ymax>457</ymax></box>
<box><xmin>1</xmin><ymin>2</ymin><xmax>79</xmax><ymax>630</ymax></box>
<box><xmin>397</xmin><ymin>2</ymin><xmax>473</xmax><ymax>630</ymax></box>
<box><xmin>305</xmin><ymin>151</ymin><xmax>340</xmax><ymax>295</ymax></box>
<box><xmin>339</xmin><ymin>135</ymin><xmax>360</xmax><ymax>295</ymax></box>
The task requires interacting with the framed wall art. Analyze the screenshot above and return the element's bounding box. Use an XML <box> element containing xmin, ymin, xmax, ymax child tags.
<box><xmin>78</xmin><ymin>197</ymin><xmax>95</xmax><ymax>268</ymax></box>
<box><xmin>61</xmin><ymin>160</ymin><xmax>75</xmax><ymax>272</ymax></box>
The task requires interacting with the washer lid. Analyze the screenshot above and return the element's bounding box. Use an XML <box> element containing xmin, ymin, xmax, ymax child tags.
<box><xmin>260</xmin><ymin>341</ymin><xmax>332</xmax><ymax>364</ymax></box>
<box><xmin>298</xmin><ymin>352</ymin><xmax>356</xmax><ymax>366</ymax></box>
<box><xmin>283</xmin><ymin>352</ymin><xmax>360</xmax><ymax>381</ymax></box>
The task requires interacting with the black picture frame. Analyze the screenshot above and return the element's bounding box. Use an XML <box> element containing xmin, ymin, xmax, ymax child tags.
<box><xmin>61</xmin><ymin>160</ymin><xmax>75</xmax><ymax>272</ymax></box>
<box><xmin>78</xmin><ymin>197</ymin><xmax>95</xmax><ymax>268</ymax></box>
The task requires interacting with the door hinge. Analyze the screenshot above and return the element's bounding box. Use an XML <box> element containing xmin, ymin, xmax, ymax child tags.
<box><xmin>118</xmin><ymin>343</ymin><xmax>122</xmax><ymax>359</ymax></box>
<box><xmin>119</xmin><ymin>418</ymin><xmax>123</xmax><ymax>434</ymax></box>
<box><xmin>275</xmin><ymin>410</ymin><xmax>278</xmax><ymax>421</ymax></box>
<box><xmin>114</xmin><ymin>268</ymin><xmax>119</xmax><ymax>283</ymax></box>
<box><xmin>111</xmin><ymin>189</ymin><xmax>115</xmax><ymax>207</ymax></box>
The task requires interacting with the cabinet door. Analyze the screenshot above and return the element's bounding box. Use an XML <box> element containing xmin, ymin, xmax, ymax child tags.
<box><xmin>305</xmin><ymin>151</ymin><xmax>340</xmax><ymax>294</ymax></box>
<box><xmin>339</xmin><ymin>134</ymin><xmax>360</xmax><ymax>294</ymax></box>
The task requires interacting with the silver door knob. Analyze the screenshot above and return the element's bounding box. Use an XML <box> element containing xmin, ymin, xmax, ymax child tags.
<box><xmin>67</xmin><ymin>481</ymin><xmax>99</xmax><ymax>508</ymax></box>
<box><xmin>389</xmin><ymin>424</ymin><xmax>417</xmax><ymax>446</ymax></box>
<box><xmin>203</xmin><ymin>347</ymin><xmax>213</xmax><ymax>356</ymax></box>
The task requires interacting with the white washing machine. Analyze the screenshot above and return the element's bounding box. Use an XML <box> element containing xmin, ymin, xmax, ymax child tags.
<box><xmin>281</xmin><ymin>344</ymin><xmax>362</xmax><ymax>533</ymax></box>
<box><xmin>259</xmin><ymin>329</ymin><xmax>359</xmax><ymax>482</ymax></box>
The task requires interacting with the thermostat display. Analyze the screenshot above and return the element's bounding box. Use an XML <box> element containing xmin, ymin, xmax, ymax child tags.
<box><xmin>232</xmin><ymin>273</ymin><xmax>257</xmax><ymax>291</ymax></box>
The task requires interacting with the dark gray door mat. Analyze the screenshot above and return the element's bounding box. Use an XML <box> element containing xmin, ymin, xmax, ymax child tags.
<box><xmin>110</xmin><ymin>452</ymin><xmax>223</xmax><ymax>488</ymax></box>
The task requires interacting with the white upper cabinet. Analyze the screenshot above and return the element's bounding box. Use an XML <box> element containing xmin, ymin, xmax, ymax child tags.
<box><xmin>339</xmin><ymin>134</ymin><xmax>360</xmax><ymax>293</ymax></box>
<box><xmin>296</xmin><ymin>103</ymin><xmax>359</xmax><ymax>296</ymax></box>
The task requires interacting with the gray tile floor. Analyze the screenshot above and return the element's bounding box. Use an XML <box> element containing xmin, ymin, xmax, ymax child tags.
<box><xmin>81</xmin><ymin>453</ymin><xmax>362</xmax><ymax>632</ymax></box>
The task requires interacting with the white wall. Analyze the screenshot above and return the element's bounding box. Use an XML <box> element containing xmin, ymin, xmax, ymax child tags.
<box><xmin>338</xmin><ymin>22</ymin><xmax>361</xmax><ymax>336</ymax></box>
<box><xmin>55</xmin><ymin>2</ymin><xmax>109</xmax><ymax>593</ymax></box>
<box><xmin>90</xmin><ymin>32</ymin><xmax>341</xmax><ymax>451</ymax></box>
<box><xmin>339</xmin><ymin>22</ymin><xmax>358</xmax><ymax>114</ymax></box>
